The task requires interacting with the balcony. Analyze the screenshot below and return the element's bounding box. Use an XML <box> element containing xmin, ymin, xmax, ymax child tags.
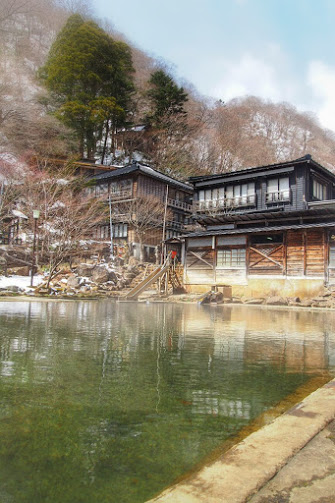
<box><xmin>167</xmin><ymin>221</ymin><xmax>185</xmax><ymax>231</ymax></box>
<box><xmin>167</xmin><ymin>198</ymin><xmax>192</xmax><ymax>212</ymax></box>
<box><xmin>194</xmin><ymin>194</ymin><xmax>256</xmax><ymax>213</ymax></box>
<box><xmin>266</xmin><ymin>190</ymin><xmax>290</xmax><ymax>204</ymax></box>
<box><xmin>109</xmin><ymin>189</ymin><xmax>133</xmax><ymax>202</ymax></box>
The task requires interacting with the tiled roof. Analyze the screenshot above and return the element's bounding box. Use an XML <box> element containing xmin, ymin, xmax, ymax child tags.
<box><xmin>184</xmin><ymin>220</ymin><xmax>335</xmax><ymax>239</ymax></box>
<box><xmin>93</xmin><ymin>162</ymin><xmax>192</xmax><ymax>192</ymax></box>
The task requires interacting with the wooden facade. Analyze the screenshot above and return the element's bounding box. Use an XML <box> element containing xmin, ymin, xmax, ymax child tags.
<box><xmin>92</xmin><ymin>162</ymin><xmax>193</xmax><ymax>262</ymax></box>
<box><xmin>184</xmin><ymin>155</ymin><xmax>335</xmax><ymax>297</ymax></box>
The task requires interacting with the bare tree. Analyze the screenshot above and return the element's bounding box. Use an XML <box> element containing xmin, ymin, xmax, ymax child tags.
<box><xmin>19</xmin><ymin>166</ymin><xmax>107</xmax><ymax>287</ymax></box>
<box><xmin>0</xmin><ymin>154</ymin><xmax>25</xmax><ymax>241</ymax></box>
<box><xmin>113</xmin><ymin>195</ymin><xmax>171</xmax><ymax>262</ymax></box>
<box><xmin>0</xmin><ymin>0</ymin><xmax>36</xmax><ymax>27</ymax></box>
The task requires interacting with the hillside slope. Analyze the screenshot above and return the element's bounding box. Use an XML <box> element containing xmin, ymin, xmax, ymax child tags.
<box><xmin>1</xmin><ymin>0</ymin><xmax>335</xmax><ymax>177</ymax></box>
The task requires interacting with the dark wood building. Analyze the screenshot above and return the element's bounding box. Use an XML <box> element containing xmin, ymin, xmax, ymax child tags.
<box><xmin>92</xmin><ymin>161</ymin><xmax>193</xmax><ymax>262</ymax></box>
<box><xmin>184</xmin><ymin>155</ymin><xmax>335</xmax><ymax>298</ymax></box>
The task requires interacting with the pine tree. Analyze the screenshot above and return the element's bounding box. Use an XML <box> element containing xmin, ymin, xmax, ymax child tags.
<box><xmin>147</xmin><ymin>70</ymin><xmax>188</xmax><ymax>129</ymax></box>
<box><xmin>40</xmin><ymin>14</ymin><xmax>134</xmax><ymax>159</ymax></box>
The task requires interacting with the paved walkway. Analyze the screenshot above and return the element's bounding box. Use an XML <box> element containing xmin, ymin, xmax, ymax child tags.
<box><xmin>147</xmin><ymin>379</ymin><xmax>335</xmax><ymax>503</ymax></box>
<box><xmin>248</xmin><ymin>418</ymin><xmax>335</xmax><ymax>503</ymax></box>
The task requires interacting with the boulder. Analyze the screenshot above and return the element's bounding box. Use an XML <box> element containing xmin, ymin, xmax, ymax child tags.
<box><xmin>244</xmin><ymin>298</ymin><xmax>265</xmax><ymax>305</ymax></box>
<box><xmin>79</xmin><ymin>286</ymin><xmax>91</xmax><ymax>293</ymax></box>
<box><xmin>67</xmin><ymin>275</ymin><xmax>81</xmax><ymax>289</ymax></box>
<box><xmin>14</xmin><ymin>266</ymin><xmax>30</xmax><ymax>276</ymax></box>
<box><xmin>76</xmin><ymin>264</ymin><xmax>95</xmax><ymax>277</ymax></box>
<box><xmin>265</xmin><ymin>296</ymin><xmax>288</xmax><ymax>306</ymax></box>
<box><xmin>230</xmin><ymin>297</ymin><xmax>243</xmax><ymax>304</ymax></box>
<box><xmin>6</xmin><ymin>285</ymin><xmax>22</xmax><ymax>293</ymax></box>
<box><xmin>92</xmin><ymin>267</ymin><xmax>109</xmax><ymax>284</ymax></box>
<box><xmin>300</xmin><ymin>299</ymin><xmax>313</xmax><ymax>307</ymax></box>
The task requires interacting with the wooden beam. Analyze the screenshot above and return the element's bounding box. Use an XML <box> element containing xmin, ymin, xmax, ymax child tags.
<box><xmin>188</xmin><ymin>250</ymin><xmax>214</xmax><ymax>269</ymax></box>
<box><xmin>249</xmin><ymin>245</ymin><xmax>284</xmax><ymax>269</ymax></box>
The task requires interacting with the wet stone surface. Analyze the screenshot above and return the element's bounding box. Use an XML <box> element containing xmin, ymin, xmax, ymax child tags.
<box><xmin>248</xmin><ymin>419</ymin><xmax>335</xmax><ymax>503</ymax></box>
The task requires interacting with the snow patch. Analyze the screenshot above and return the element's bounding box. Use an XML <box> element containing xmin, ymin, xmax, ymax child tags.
<box><xmin>0</xmin><ymin>275</ymin><xmax>44</xmax><ymax>292</ymax></box>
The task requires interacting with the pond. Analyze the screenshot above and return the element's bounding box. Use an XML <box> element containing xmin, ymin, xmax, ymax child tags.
<box><xmin>0</xmin><ymin>300</ymin><xmax>335</xmax><ymax>503</ymax></box>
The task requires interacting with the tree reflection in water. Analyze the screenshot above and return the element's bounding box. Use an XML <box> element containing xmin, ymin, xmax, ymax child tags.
<box><xmin>0</xmin><ymin>301</ymin><xmax>334</xmax><ymax>503</ymax></box>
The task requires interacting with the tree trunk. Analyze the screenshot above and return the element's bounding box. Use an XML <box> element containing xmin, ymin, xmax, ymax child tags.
<box><xmin>111</xmin><ymin>120</ymin><xmax>116</xmax><ymax>161</ymax></box>
<box><xmin>101</xmin><ymin>120</ymin><xmax>110</xmax><ymax>165</ymax></box>
<box><xmin>138</xmin><ymin>235</ymin><xmax>145</xmax><ymax>263</ymax></box>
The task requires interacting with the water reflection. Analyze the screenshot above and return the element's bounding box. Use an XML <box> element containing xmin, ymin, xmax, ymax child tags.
<box><xmin>0</xmin><ymin>301</ymin><xmax>335</xmax><ymax>503</ymax></box>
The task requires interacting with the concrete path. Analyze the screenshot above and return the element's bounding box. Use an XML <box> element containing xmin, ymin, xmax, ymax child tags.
<box><xmin>147</xmin><ymin>379</ymin><xmax>335</xmax><ymax>503</ymax></box>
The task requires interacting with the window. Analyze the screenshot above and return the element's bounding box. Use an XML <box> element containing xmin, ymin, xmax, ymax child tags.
<box><xmin>97</xmin><ymin>225</ymin><xmax>110</xmax><ymax>239</ymax></box>
<box><xmin>110</xmin><ymin>179</ymin><xmax>132</xmax><ymax>198</ymax></box>
<box><xmin>313</xmin><ymin>179</ymin><xmax>327</xmax><ymax>200</ymax></box>
<box><xmin>113</xmin><ymin>224</ymin><xmax>128</xmax><ymax>238</ymax></box>
<box><xmin>217</xmin><ymin>248</ymin><xmax>246</xmax><ymax>268</ymax></box>
<box><xmin>96</xmin><ymin>184</ymin><xmax>108</xmax><ymax>195</ymax></box>
<box><xmin>266</xmin><ymin>177</ymin><xmax>290</xmax><ymax>202</ymax></box>
<box><xmin>198</xmin><ymin>183</ymin><xmax>255</xmax><ymax>210</ymax></box>
<box><xmin>250</xmin><ymin>233</ymin><xmax>283</xmax><ymax>245</ymax></box>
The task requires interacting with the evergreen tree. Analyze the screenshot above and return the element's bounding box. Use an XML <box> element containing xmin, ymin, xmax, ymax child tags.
<box><xmin>40</xmin><ymin>14</ymin><xmax>134</xmax><ymax>159</ymax></box>
<box><xmin>147</xmin><ymin>70</ymin><xmax>188</xmax><ymax>129</ymax></box>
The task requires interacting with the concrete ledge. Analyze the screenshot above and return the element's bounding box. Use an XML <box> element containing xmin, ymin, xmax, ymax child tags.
<box><xmin>147</xmin><ymin>379</ymin><xmax>335</xmax><ymax>503</ymax></box>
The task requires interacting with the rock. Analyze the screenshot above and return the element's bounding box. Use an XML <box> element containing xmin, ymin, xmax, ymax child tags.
<box><xmin>92</xmin><ymin>267</ymin><xmax>109</xmax><ymax>284</ymax></box>
<box><xmin>300</xmin><ymin>299</ymin><xmax>313</xmax><ymax>307</ymax></box>
<box><xmin>6</xmin><ymin>285</ymin><xmax>22</xmax><ymax>293</ymax></box>
<box><xmin>76</xmin><ymin>264</ymin><xmax>95</xmax><ymax>277</ymax></box>
<box><xmin>79</xmin><ymin>286</ymin><xmax>90</xmax><ymax>293</ymax></box>
<box><xmin>109</xmin><ymin>271</ymin><xmax>118</xmax><ymax>283</ymax></box>
<box><xmin>200</xmin><ymin>291</ymin><xmax>224</xmax><ymax>304</ymax></box>
<box><xmin>312</xmin><ymin>301</ymin><xmax>331</xmax><ymax>308</ymax></box>
<box><xmin>128</xmin><ymin>256</ymin><xmax>139</xmax><ymax>266</ymax></box>
<box><xmin>230</xmin><ymin>297</ymin><xmax>243</xmax><ymax>304</ymax></box>
<box><xmin>14</xmin><ymin>266</ymin><xmax>30</xmax><ymax>276</ymax></box>
<box><xmin>245</xmin><ymin>298</ymin><xmax>265</xmax><ymax>305</ymax></box>
<box><xmin>265</xmin><ymin>296</ymin><xmax>288</xmax><ymax>306</ymax></box>
<box><xmin>67</xmin><ymin>275</ymin><xmax>81</xmax><ymax>289</ymax></box>
<box><xmin>37</xmin><ymin>287</ymin><xmax>50</xmax><ymax>295</ymax></box>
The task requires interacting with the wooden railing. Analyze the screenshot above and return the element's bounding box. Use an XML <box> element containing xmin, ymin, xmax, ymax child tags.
<box><xmin>0</xmin><ymin>237</ymin><xmax>23</xmax><ymax>245</ymax></box>
<box><xmin>109</xmin><ymin>189</ymin><xmax>133</xmax><ymax>201</ymax></box>
<box><xmin>266</xmin><ymin>190</ymin><xmax>290</xmax><ymax>203</ymax></box>
<box><xmin>194</xmin><ymin>194</ymin><xmax>256</xmax><ymax>212</ymax></box>
<box><xmin>167</xmin><ymin>198</ymin><xmax>192</xmax><ymax>212</ymax></box>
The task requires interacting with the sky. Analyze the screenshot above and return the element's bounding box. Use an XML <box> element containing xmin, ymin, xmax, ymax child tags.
<box><xmin>92</xmin><ymin>0</ymin><xmax>335</xmax><ymax>131</ymax></box>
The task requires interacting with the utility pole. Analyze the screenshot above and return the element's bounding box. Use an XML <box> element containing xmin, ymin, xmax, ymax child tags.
<box><xmin>30</xmin><ymin>209</ymin><xmax>40</xmax><ymax>287</ymax></box>
<box><xmin>109</xmin><ymin>194</ymin><xmax>113</xmax><ymax>259</ymax></box>
<box><xmin>161</xmin><ymin>185</ymin><xmax>169</xmax><ymax>264</ymax></box>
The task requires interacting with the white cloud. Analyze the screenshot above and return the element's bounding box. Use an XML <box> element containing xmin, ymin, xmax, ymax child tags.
<box><xmin>210</xmin><ymin>46</ymin><xmax>299</xmax><ymax>105</ymax></box>
<box><xmin>212</xmin><ymin>53</ymin><xmax>280</xmax><ymax>101</ymax></box>
<box><xmin>308</xmin><ymin>61</ymin><xmax>335</xmax><ymax>131</ymax></box>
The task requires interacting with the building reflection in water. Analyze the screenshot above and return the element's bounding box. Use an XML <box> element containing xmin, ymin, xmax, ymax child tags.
<box><xmin>1</xmin><ymin>300</ymin><xmax>335</xmax><ymax>503</ymax></box>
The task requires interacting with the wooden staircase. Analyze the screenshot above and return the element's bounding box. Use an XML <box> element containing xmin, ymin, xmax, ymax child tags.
<box><xmin>122</xmin><ymin>254</ymin><xmax>185</xmax><ymax>300</ymax></box>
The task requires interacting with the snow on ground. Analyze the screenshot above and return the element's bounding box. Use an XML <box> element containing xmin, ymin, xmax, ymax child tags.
<box><xmin>0</xmin><ymin>275</ymin><xmax>44</xmax><ymax>292</ymax></box>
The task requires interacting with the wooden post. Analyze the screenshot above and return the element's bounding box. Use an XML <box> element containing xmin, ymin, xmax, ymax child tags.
<box><xmin>283</xmin><ymin>232</ymin><xmax>287</xmax><ymax>276</ymax></box>
<box><xmin>161</xmin><ymin>185</ymin><xmax>169</xmax><ymax>264</ymax></box>
<box><xmin>303</xmin><ymin>231</ymin><xmax>307</xmax><ymax>276</ymax></box>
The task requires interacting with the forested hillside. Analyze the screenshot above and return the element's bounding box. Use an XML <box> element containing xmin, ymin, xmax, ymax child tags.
<box><xmin>2</xmin><ymin>0</ymin><xmax>335</xmax><ymax>181</ymax></box>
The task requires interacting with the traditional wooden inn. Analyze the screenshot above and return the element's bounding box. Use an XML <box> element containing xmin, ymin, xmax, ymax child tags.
<box><xmin>93</xmin><ymin>161</ymin><xmax>193</xmax><ymax>262</ymax></box>
<box><xmin>183</xmin><ymin>155</ymin><xmax>335</xmax><ymax>298</ymax></box>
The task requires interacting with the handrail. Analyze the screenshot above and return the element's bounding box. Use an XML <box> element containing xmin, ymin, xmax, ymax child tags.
<box><xmin>124</xmin><ymin>252</ymin><xmax>172</xmax><ymax>300</ymax></box>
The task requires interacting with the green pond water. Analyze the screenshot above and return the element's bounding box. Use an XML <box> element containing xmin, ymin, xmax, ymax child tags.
<box><xmin>1</xmin><ymin>301</ymin><xmax>335</xmax><ymax>503</ymax></box>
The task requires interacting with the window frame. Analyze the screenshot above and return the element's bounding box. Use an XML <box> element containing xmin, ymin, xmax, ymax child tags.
<box><xmin>216</xmin><ymin>247</ymin><xmax>246</xmax><ymax>269</ymax></box>
<box><xmin>266</xmin><ymin>177</ymin><xmax>290</xmax><ymax>203</ymax></box>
